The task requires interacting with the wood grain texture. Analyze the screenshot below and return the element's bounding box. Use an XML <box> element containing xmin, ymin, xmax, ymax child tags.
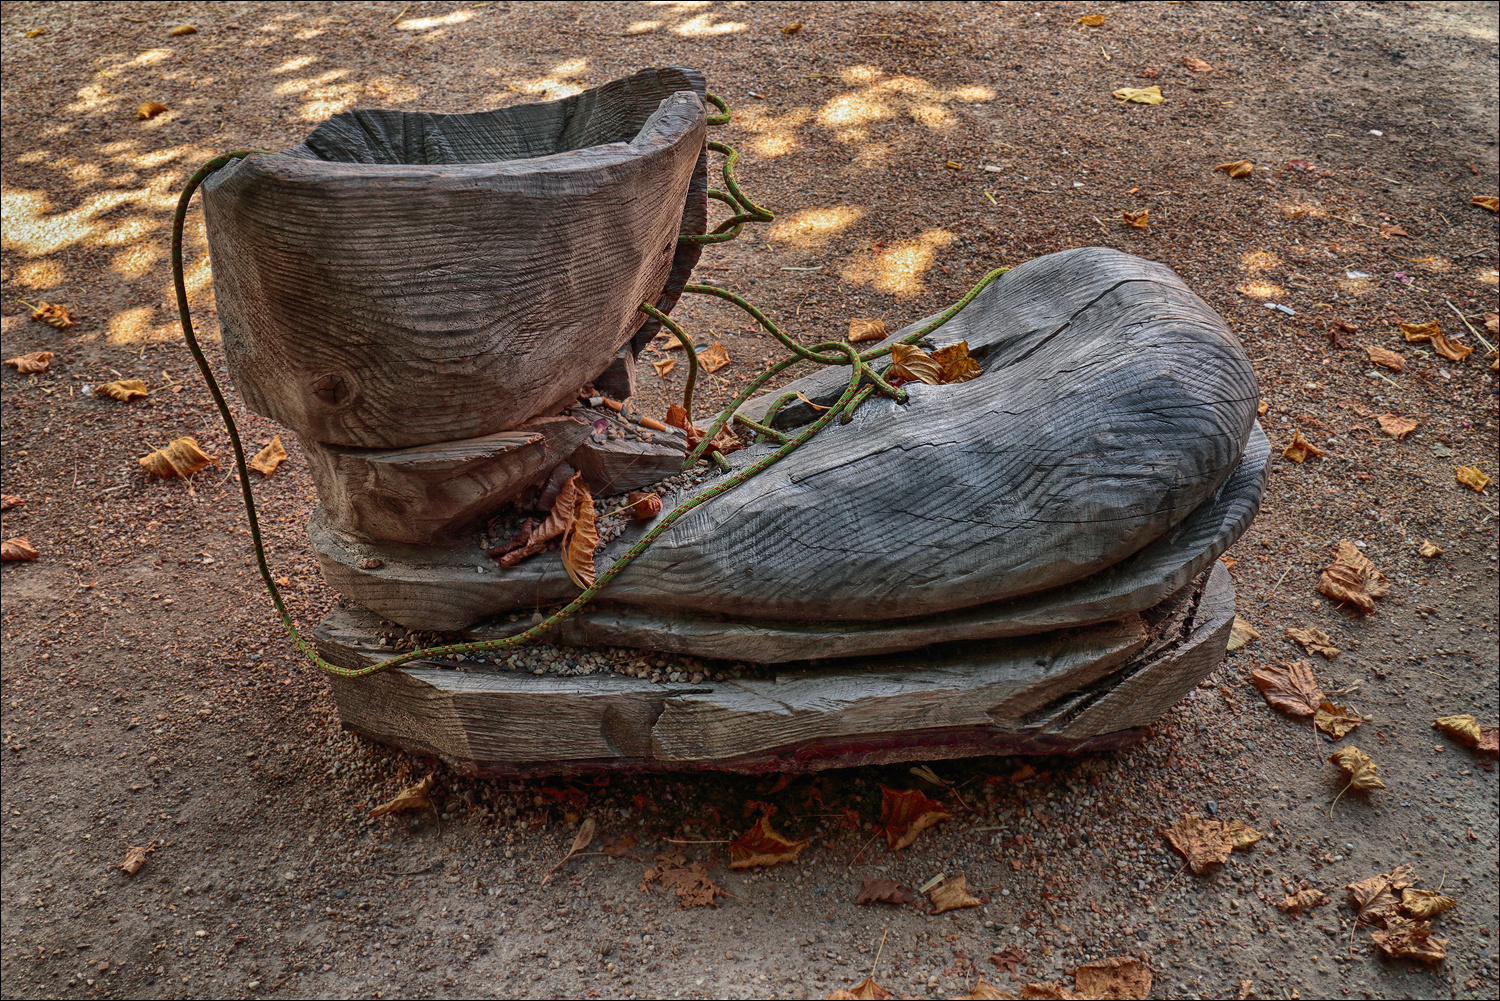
<box><xmin>202</xmin><ymin>68</ymin><xmax>707</xmax><ymax>448</ymax></box>
<box><xmin>300</xmin><ymin>414</ymin><xmax>591</xmax><ymax>545</ymax></box>
<box><xmin>318</xmin><ymin>566</ymin><xmax>1232</xmax><ymax>776</ymax></box>
<box><xmin>568</xmin><ymin>432</ymin><xmax>690</xmax><ymax>497</ymax></box>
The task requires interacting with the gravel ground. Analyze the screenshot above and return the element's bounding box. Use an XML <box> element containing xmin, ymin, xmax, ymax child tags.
<box><xmin>2</xmin><ymin>2</ymin><xmax>1497</xmax><ymax>999</ymax></box>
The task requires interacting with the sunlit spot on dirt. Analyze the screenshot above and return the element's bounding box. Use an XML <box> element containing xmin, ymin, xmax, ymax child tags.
<box><xmin>840</xmin><ymin>229</ymin><xmax>954</xmax><ymax>297</ymax></box>
<box><xmin>64</xmin><ymin>82</ymin><xmax>117</xmax><ymax>116</ymax></box>
<box><xmin>272</xmin><ymin>55</ymin><xmax>319</xmax><ymax>74</ymax></box>
<box><xmin>623</xmin><ymin>20</ymin><xmax>663</xmax><ymax>34</ymax></box>
<box><xmin>15</xmin><ymin>150</ymin><xmax>50</xmax><ymax>165</ymax></box>
<box><xmin>1276</xmin><ymin>201</ymin><xmax>1328</xmax><ymax>219</ymax></box>
<box><xmin>674</xmin><ymin>13</ymin><xmax>747</xmax><ymax>36</ymax></box>
<box><xmin>1237</xmin><ymin>281</ymin><xmax>1286</xmax><ymax>299</ymax></box>
<box><xmin>108</xmin><ymin>306</ymin><xmax>178</xmax><ymax>345</ymax></box>
<box><xmin>1474</xmin><ymin>269</ymin><xmax>1497</xmax><ymax>285</ymax></box>
<box><xmin>1240</xmin><ymin>250</ymin><xmax>1281</xmax><ymax>273</ymax></box>
<box><xmin>2</xmin><ymin>186</ymin><xmax>178</xmax><ymax>258</ymax></box>
<box><xmin>768</xmin><ymin>207</ymin><xmax>865</xmax><ymax>249</ymax></box>
<box><xmin>395</xmin><ymin>10</ymin><xmax>476</xmax><ymax>31</ymax></box>
<box><xmin>274</xmin><ymin>69</ymin><xmax>350</xmax><ymax>98</ymax></box>
<box><xmin>112</xmin><ymin>244</ymin><xmax>162</xmax><ymax>280</ymax></box>
<box><xmin>1337</xmin><ymin>277</ymin><xmax>1375</xmax><ymax>295</ymax></box>
<box><xmin>16</xmin><ymin>260</ymin><xmax>65</xmax><ymax>290</ymax></box>
<box><xmin>736</xmin><ymin>107</ymin><xmax>811</xmax><ymax>159</ymax></box>
<box><xmin>817</xmin><ymin>75</ymin><xmax>989</xmax><ymax>135</ymax></box>
<box><xmin>363</xmin><ymin>77</ymin><xmax>422</xmax><ymax>105</ymax></box>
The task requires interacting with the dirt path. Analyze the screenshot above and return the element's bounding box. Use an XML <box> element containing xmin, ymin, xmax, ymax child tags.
<box><xmin>2</xmin><ymin>2</ymin><xmax>1497</xmax><ymax>999</ymax></box>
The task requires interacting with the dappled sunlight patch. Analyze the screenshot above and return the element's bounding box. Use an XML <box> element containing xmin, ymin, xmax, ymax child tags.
<box><xmin>1240</xmin><ymin>249</ymin><xmax>1281</xmax><ymax>273</ymax></box>
<box><xmin>1475</xmin><ymin>268</ymin><xmax>1497</xmax><ymax>285</ymax></box>
<box><xmin>673</xmin><ymin>13</ymin><xmax>747</xmax><ymax>36</ymax></box>
<box><xmin>111</xmin><ymin>244</ymin><xmax>163</xmax><ymax>281</ymax></box>
<box><xmin>1237</xmin><ymin>281</ymin><xmax>1286</xmax><ymax>299</ymax></box>
<box><xmin>108</xmin><ymin>306</ymin><xmax>179</xmax><ymax>345</ymax></box>
<box><xmin>16</xmin><ymin>260</ymin><xmax>65</xmax><ymax>290</ymax></box>
<box><xmin>767</xmin><ymin>206</ymin><xmax>865</xmax><ymax>249</ymax></box>
<box><xmin>273</xmin><ymin>69</ymin><xmax>351</xmax><ymax>98</ymax></box>
<box><xmin>1276</xmin><ymin>201</ymin><xmax>1328</xmax><ymax>219</ymax></box>
<box><xmin>271</xmin><ymin>55</ymin><xmax>319</xmax><ymax>74</ymax></box>
<box><xmin>839</xmin><ymin>229</ymin><xmax>955</xmax><ymax>297</ymax></box>
<box><xmin>736</xmin><ymin>106</ymin><xmax>811</xmax><ymax>158</ymax></box>
<box><xmin>817</xmin><ymin>74</ymin><xmax>988</xmax><ymax>136</ymax></box>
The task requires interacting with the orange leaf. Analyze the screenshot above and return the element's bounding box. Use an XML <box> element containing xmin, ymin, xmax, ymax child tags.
<box><xmin>1072</xmin><ymin>956</ymin><xmax>1152</xmax><ymax>1000</ymax></box>
<box><xmin>1</xmin><ymin>537</ymin><xmax>40</xmax><ymax>562</ymax></box>
<box><xmin>4</xmin><ymin>351</ymin><xmax>54</xmax><ymax>373</ymax></box>
<box><xmin>1215</xmin><ymin>159</ymin><xmax>1253</xmax><ymax>178</ymax></box>
<box><xmin>248</xmin><ymin>436</ymin><xmax>287</xmax><ymax>476</ymax></box>
<box><xmin>888</xmin><ymin>343</ymin><xmax>943</xmax><ymax>385</ymax></box>
<box><xmin>665</xmin><ymin>404</ymin><xmax>692</xmax><ymax>432</ymax></box>
<box><xmin>1379</xmin><ymin>223</ymin><xmax>1410</xmax><ymax>239</ymax></box>
<box><xmin>640</xmin><ymin>853</ymin><xmax>725</xmax><ymax>909</ymax></box>
<box><xmin>855</xmin><ymin>877</ymin><xmax>922</xmax><ymax>907</ymax></box>
<box><xmin>1377</xmin><ymin>413</ymin><xmax>1417</xmax><ymax>439</ymax></box>
<box><xmin>28</xmin><ymin>302</ymin><xmax>74</xmax><ymax>329</ymax></box>
<box><xmin>1160</xmin><ymin>813</ymin><xmax>1260</xmax><ymax>874</ymax></box>
<box><xmin>699</xmin><ymin>342</ymin><xmax>731</xmax><ymax>373</ymax></box>
<box><xmin>1121</xmin><ymin>208</ymin><xmax>1149</xmax><ymax>229</ymax></box>
<box><xmin>1181</xmin><ymin>56</ymin><xmax>1213</xmax><ymax>72</ymax></box>
<box><xmin>1455</xmin><ymin>466</ymin><xmax>1489</xmax><ymax>492</ymax></box>
<box><xmin>170</xmin><ymin>24</ymin><xmax>198</xmax><ymax>36</ymax></box>
<box><xmin>1250</xmin><ymin>661</ymin><xmax>1325</xmax><ymax>718</ymax></box>
<box><xmin>1315</xmin><ymin>701</ymin><xmax>1363</xmax><ymax>739</ymax></box>
<box><xmin>561</xmin><ymin>478</ymin><xmax>599</xmax><ymax>589</ymax></box>
<box><xmin>1472</xmin><ymin>195</ymin><xmax>1499</xmax><ymax>212</ymax></box>
<box><xmin>927</xmin><ymin>874</ymin><xmax>982</xmax><ymax>913</ymax></box>
<box><xmin>137</xmin><ymin>101</ymin><xmax>168</xmax><ymax>120</ymax></box>
<box><xmin>826</xmin><ymin>977</ymin><xmax>893</xmax><ymax>1000</ymax></box>
<box><xmin>625</xmin><ymin>491</ymin><xmax>662</xmax><ymax>521</ymax></box>
<box><xmin>0</xmin><ymin>495</ymin><xmax>23</xmax><ymax>511</ymax></box>
<box><xmin>1076</xmin><ymin>14</ymin><xmax>1106</xmax><ymax>27</ymax></box>
<box><xmin>95</xmin><ymin>379</ymin><xmax>150</xmax><ymax>401</ymax></box>
<box><xmin>878</xmin><ymin>787</ymin><xmax>951</xmax><ymax>851</ymax></box>
<box><xmin>1365</xmin><ymin>345</ymin><xmax>1404</xmax><ymax>372</ymax></box>
<box><xmin>931</xmin><ymin>341</ymin><xmax>984</xmax><ymax>383</ymax></box>
<box><xmin>119</xmin><ymin>846</ymin><xmax>151</xmax><ymax>876</ymax></box>
<box><xmin>848</xmin><ymin>317</ymin><xmax>888</xmax><ymax>343</ymax></box>
<box><xmin>651</xmin><ymin>357</ymin><xmax>675</xmax><ymax>378</ymax></box>
<box><xmin>728</xmin><ymin>815</ymin><xmax>809</xmax><ymax>869</ymax></box>
<box><xmin>1372</xmin><ymin>917</ymin><xmax>1448</xmax><ymax>963</ymax></box>
<box><xmin>1282</xmin><ymin>429</ymin><xmax>1325</xmax><ymax>462</ymax></box>
<box><xmin>1285</xmin><ymin>625</ymin><xmax>1340</xmax><ymax>659</ymax></box>
<box><xmin>1316</xmin><ymin>540</ymin><xmax>1390</xmax><ymax>613</ymax></box>
<box><xmin>368</xmin><ymin>774</ymin><xmax>435</xmax><ymax>818</ymax></box>
<box><xmin>138</xmin><ymin>437</ymin><xmax>214</xmax><ymax>478</ymax></box>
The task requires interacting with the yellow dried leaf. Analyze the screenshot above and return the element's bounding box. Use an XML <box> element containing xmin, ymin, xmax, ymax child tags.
<box><xmin>888</xmin><ymin>343</ymin><xmax>943</xmax><ymax>385</ymax></box>
<box><xmin>561</xmin><ymin>479</ymin><xmax>599</xmax><ymax>589</ymax></box>
<box><xmin>1</xmin><ymin>537</ymin><xmax>41</xmax><ymax>563</ymax></box>
<box><xmin>1365</xmin><ymin>345</ymin><xmax>1404</xmax><ymax>371</ymax></box>
<box><xmin>1400</xmin><ymin>888</ymin><xmax>1456</xmax><ymax>920</ymax></box>
<box><xmin>1076</xmin><ymin>14</ymin><xmax>1106</xmax><ymax>27</ymax></box>
<box><xmin>1329</xmin><ymin>746</ymin><xmax>1384</xmax><ymax>790</ymax></box>
<box><xmin>540</xmin><ymin>817</ymin><xmax>597</xmax><ymax>886</ymax></box>
<box><xmin>1472</xmin><ymin>195</ymin><xmax>1499</xmax><ymax>212</ymax></box>
<box><xmin>1071</xmin><ymin>957</ymin><xmax>1151</xmax><ymax>1000</ymax></box>
<box><xmin>1282</xmin><ymin>429</ymin><xmax>1325</xmax><ymax>462</ymax></box>
<box><xmin>1455</xmin><ymin>466</ymin><xmax>1489</xmax><ymax>492</ymax></box>
<box><xmin>946</xmin><ymin>160</ymin><xmax>963</xmax><ymax>170</ymax></box>
<box><xmin>699</xmin><ymin>342</ymin><xmax>731</xmax><ymax>373</ymax></box>
<box><xmin>927</xmin><ymin>875</ymin><xmax>982</xmax><ymax>914</ymax></box>
<box><xmin>25</xmin><ymin>27</ymin><xmax>45</xmax><ymax>37</ymax></box>
<box><xmin>781</xmin><ymin>22</ymin><xmax>803</xmax><ymax>35</ymax></box>
<box><xmin>1226</xmin><ymin>616</ymin><xmax>1259</xmax><ymax>651</ymax></box>
<box><xmin>931</xmin><ymin>341</ymin><xmax>984</xmax><ymax>383</ymax></box>
<box><xmin>952</xmin><ymin>980</ymin><xmax>1016</xmax><ymax>1001</ymax></box>
<box><xmin>1181</xmin><ymin>56</ymin><xmax>1214</xmax><ymax>72</ymax></box>
<box><xmin>138</xmin><ymin>437</ymin><xmax>214</xmax><ymax>478</ymax></box>
<box><xmin>368</xmin><ymin>774</ymin><xmax>434</xmax><ymax>818</ymax></box>
<box><xmin>1371</xmin><ymin>916</ymin><xmax>1447</xmax><ymax>963</ymax></box>
<box><xmin>1377</xmin><ymin>413</ymin><xmax>1417</xmax><ymax>439</ymax></box>
<box><xmin>1286</xmin><ymin>625</ymin><xmax>1340</xmax><ymax>659</ymax></box>
<box><xmin>1379</xmin><ymin>223</ymin><xmax>1410</xmax><ymax>240</ymax></box>
<box><xmin>1251</xmin><ymin>661</ymin><xmax>1325</xmax><ymax>718</ymax></box>
<box><xmin>1315</xmin><ymin>701</ymin><xmax>1363</xmax><ymax>739</ymax></box>
<box><xmin>4</xmin><ymin>351</ymin><xmax>54</xmax><ymax>373</ymax></box>
<box><xmin>1276</xmin><ymin>887</ymin><xmax>1328</xmax><ymax>913</ymax></box>
<box><xmin>1161</xmin><ymin>813</ymin><xmax>1233</xmax><ymax>874</ymax></box>
<box><xmin>1225</xmin><ymin>819</ymin><xmax>1263</xmax><ymax>849</ymax></box>
<box><xmin>170</xmin><ymin>24</ymin><xmax>198</xmax><ymax>35</ymax></box>
<box><xmin>1402</xmin><ymin>319</ymin><xmax>1473</xmax><ymax>361</ymax></box>
<box><xmin>1215</xmin><ymin>160</ymin><xmax>1254</xmax><ymax>178</ymax></box>
<box><xmin>1316</xmin><ymin>540</ymin><xmax>1389</xmax><ymax>614</ymax></box>
<box><xmin>137</xmin><ymin>101</ymin><xmax>168</xmax><ymax>120</ymax></box>
<box><xmin>651</xmin><ymin>357</ymin><xmax>675</xmax><ymax>378</ymax></box>
<box><xmin>1346</xmin><ymin>866</ymin><xmax>1416</xmax><ymax>925</ymax></box>
<box><xmin>728</xmin><ymin>815</ymin><xmax>809</xmax><ymax>869</ymax></box>
<box><xmin>1418</xmin><ymin>539</ymin><xmax>1443</xmax><ymax>558</ymax></box>
<box><xmin>1112</xmin><ymin>86</ymin><xmax>1164</xmax><ymax>105</ymax></box>
<box><xmin>28</xmin><ymin>302</ymin><xmax>74</xmax><ymax>329</ymax></box>
<box><xmin>826</xmin><ymin>977</ymin><xmax>894</xmax><ymax>1000</ymax></box>
<box><xmin>1434</xmin><ymin>714</ymin><xmax>1499</xmax><ymax>755</ymax></box>
<box><xmin>848</xmin><ymin>317</ymin><xmax>888</xmax><ymax>343</ymax></box>
<box><xmin>1257</xmin><ymin>399</ymin><xmax>1269</xmax><ymax>416</ymax></box>
<box><xmin>1121</xmin><ymin>208</ymin><xmax>1149</xmax><ymax>229</ymax></box>
<box><xmin>119</xmin><ymin>846</ymin><xmax>150</xmax><ymax>875</ymax></box>
<box><xmin>95</xmin><ymin>379</ymin><xmax>149</xmax><ymax>402</ymax></box>
<box><xmin>248</xmin><ymin>436</ymin><xmax>287</xmax><ymax>476</ymax></box>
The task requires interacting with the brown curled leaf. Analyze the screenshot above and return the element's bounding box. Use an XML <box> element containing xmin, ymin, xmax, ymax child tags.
<box><xmin>138</xmin><ymin>437</ymin><xmax>214</xmax><ymax>478</ymax></box>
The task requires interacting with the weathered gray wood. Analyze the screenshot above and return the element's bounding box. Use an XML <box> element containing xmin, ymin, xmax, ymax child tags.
<box><xmin>203</xmin><ymin>68</ymin><xmax>707</xmax><ymax>449</ymax></box>
<box><xmin>308</xmin><ymin>422</ymin><xmax>1264</xmax><ymax>653</ymax></box>
<box><xmin>299</xmin><ymin>414</ymin><xmax>590</xmax><ymax>544</ymax></box>
<box><xmin>568</xmin><ymin>421</ymin><xmax>689</xmax><ymax>497</ymax></box>
<box><xmin>591</xmin><ymin>347</ymin><xmax>638</xmax><ymax>402</ymax></box>
<box><xmin>318</xmin><ymin>565</ymin><xmax>1233</xmax><ymax>776</ymax></box>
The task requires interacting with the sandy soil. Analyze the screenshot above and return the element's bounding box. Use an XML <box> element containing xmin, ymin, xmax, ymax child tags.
<box><xmin>2</xmin><ymin>2</ymin><xmax>1497</xmax><ymax>999</ymax></box>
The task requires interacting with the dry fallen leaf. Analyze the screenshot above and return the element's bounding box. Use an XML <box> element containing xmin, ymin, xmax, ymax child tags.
<box><xmin>1316</xmin><ymin>540</ymin><xmax>1390</xmax><ymax>614</ymax></box>
<box><xmin>1401</xmin><ymin>319</ymin><xmax>1473</xmax><ymax>361</ymax></box>
<box><xmin>95</xmin><ymin>379</ymin><xmax>149</xmax><ymax>402</ymax></box>
<box><xmin>952</xmin><ymin>980</ymin><xmax>1016</xmax><ymax>1001</ymax></box>
<box><xmin>1433</xmin><ymin>714</ymin><xmax>1499</xmax><ymax>756</ymax></box>
<box><xmin>119</xmin><ymin>846</ymin><xmax>150</xmax><ymax>876</ymax></box>
<box><xmin>1276</xmin><ymin>887</ymin><xmax>1329</xmax><ymax>913</ymax></box>
<box><xmin>1376</xmin><ymin>413</ymin><xmax>1418</xmax><ymax>440</ymax></box>
<box><xmin>1181</xmin><ymin>56</ymin><xmax>1214</xmax><ymax>72</ymax></box>
<box><xmin>665</xmin><ymin>403</ymin><xmax>691</xmax><ymax>431</ymax></box>
<box><xmin>1472</xmin><ymin>195</ymin><xmax>1499</xmax><ymax>212</ymax></box>
<box><xmin>826</xmin><ymin>977</ymin><xmax>894</xmax><ymax>1000</ymax></box>
<box><xmin>1019</xmin><ymin>982</ymin><xmax>1083</xmax><ymax>1000</ymax></box>
<box><xmin>1137</xmin><ymin>66</ymin><xmax>1160</xmax><ymax>79</ymax></box>
<box><xmin>931</xmin><ymin>341</ymin><xmax>984</xmax><ymax>383</ymax></box>
<box><xmin>781</xmin><ymin>22</ymin><xmax>803</xmax><ymax>35</ymax></box>
<box><xmin>927</xmin><ymin>875</ymin><xmax>982</xmax><ymax>914</ymax></box>
<box><xmin>699</xmin><ymin>342</ymin><xmax>731</xmax><ymax>373</ymax></box>
<box><xmin>28</xmin><ymin>302</ymin><xmax>74</xmax><ymax>329</ymax></box>
<box><xmin>1455</xmin><ymin>466</ymin><xmax>1489</xmax><ymax>492</ymax></box>
<box><xmin>855</xmin><ymin>877</ymin><xmax>922</xmax><ymax>908</ymax></box>
<box><xmin>1121</xmin><ymin>208</ymin><xmax>1149</xmax><ymax>229</ymax></box>
<box><xmin>1112</xmin><ymin>86</ymin><xmax>1164</xmax><ymax>104</ymax></box>
<box><xmin>170</xmin><ymin>24</ymin><xmax>198</xmax><ymax>35</ymax></box>
<box><xmin>1161</xmin><ymin>813</ymin><xmax>1260</xmax><ymax>874</ymax></box>
<box><xmin>1076</xmin><ymin>14</ymin><xmax>1106</xmax><ymax>27</ymax></box>
<box><xmin>728</xmin><ymin>815</ymin><xmax>809</xmax><ymax>869</ymax></box>
<box><xmin>540</xmin><ymin>817</ymin><xmax>596</xmax><ymax>886</ymax></box>
<box><xmin>4</xmin><ymin>351</ymin><xmax>54</xmax><ymax>373</ymax></box>
<box><xmin>1072</xmin><ymin>956</ymin><xmax>1152</xmax><ymax>1000</ymax></box>
<box><xmin>1251</xmin><ymin>661</ymin><xmax>1325</xmax><ymax>718</ymax></box>
<box><xmin>625</xmin><ymin>491</ymin><xmax>662</xmax><ymax>521</ymax></box>
<box><xmin>0</xmin><ymin>495</ymin><xmax>23</xmax><ymax>511</ymax></box>
<box><xmin>368</xmin><ymin>774</ymin><xmax>435</xmax><ymax>818</ymax></box>
<box><xmin>1329</xmin><ymin>746</ymin><xmax>1385</xmax><ymax>799</ymax></box>
<box><xmin>499</xmin><ymin>473</ymin><xmax>586</xmax><ymax>567</ymax></box>
<box><xmin>1315</xmin><ymin>701</ymin><xmax>1363</xmax><ymax>740</ymax></box>
<box><xmin>848</xmin><ymin>317</ymin><xmax>888</xmax><ymax>343</ymax></box>
<box><xmin>640</xmin><ymin>853</ymin><xmax>725</xmax><ymax>909</ymax></box>
<box><xmin>1346</xmin><ymin>865</ymin><xmax>1417</xmax><ymax>926</ymax></box>
<box><xmin>138</xmin><ymin>437</ymin><xmax>215</xmax><ymax>478</ymax></box>
<box><xmin>651</xmin><ymin>357</ymin><xmax>675</xmax><ymax>378</ymax></box>
<box><xmin>1</xmin><ymin>538</ymin><xmax>41</xmax><ymax>563</ymax></box>
<box><xmin>1257</xmin><ymin>399</ymin><xmax>1269</xmax><ymax>416</ymax></box>
<box><xmin>1215</xmin><ymin>159</ymin><xmax>1254</xmax><ymax>178</ymax></box>
<box><xmin>1379</xmin><ymin>223</ymin><xmax>1411</xmax><ymax>240</ymax></box>
<box><xmin>137</xmin><ymin>101</ymin><xmax>168</xmax><ymax>120</ymax></box>
<box><xmin>879</xmin><ymin>787</ymin><xmax>951</xmax><ymax>851</ymax></box>
<box><xmin>1371</xmin><ymin>916</ymin><xmax>1448</xmax><ymax>963</ymax></box>
<box><xmin>248</xmin><ymin>436</ymin><xmax>287</xmax><ymax>476</ymax></box>
<box><xmin>1282</xmin><ymin>429</ymin><xmax>1325</xmax><ymax>462</ymax></box>
<box><xmin>601</xmin><ymin>834</ymin><xmax>638</xmax><ymax>858</ymax></box>
<box><xmin>1365</xmin><ymin>344</ymin><xmax>1404</xmax><ymax>371</ymax></box>
<box><xmin>25</xmin><ymin>27</ymin><xmax>45</xmax><ymax>37</ymax></box>
<box><xmin>1418</xmin><ymin>539</ymin><xmax>1443</xmax><ymax>558</ymax></box>
<box><xmin>1401</xmin><ymin>888</ymin><xmax>1456</xmax><ymax>920</ymax></box>
<box><xmin>888</xmin><ymin>343</ymin><xmax>944</xmax><ymax>385</ymax></box>
<box><xmin>1286</xmin><ymin>626</ymin><xmax>1340</xmax><ymax>659</ymax></box>
<box><xmin>1227</xmin><ymin>616</ymin><xmax>1259</xmax><ymax>651</ymax></box>
<box><xmin>562</xmin><ymin>478</ymin><xmax>599</xmax><ymax>589</ymax></box>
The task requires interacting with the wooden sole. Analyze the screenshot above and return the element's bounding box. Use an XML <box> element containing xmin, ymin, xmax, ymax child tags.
<box><xmin>316</xmin><ymin>563</ymin><xmax>1234</xmax><ymax>777</ymax></box>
